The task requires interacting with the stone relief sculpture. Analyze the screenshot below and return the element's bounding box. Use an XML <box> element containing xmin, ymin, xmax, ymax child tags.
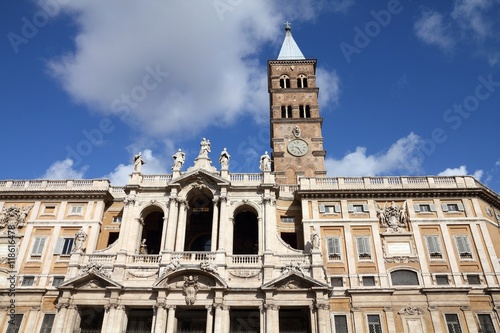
<box><xmin>73</xmin><ymin>229</ymin><xmax>87</xmax><ymax>252</ymax></box>
<box><xmin>0</xmin><ymin>205</ymin><xmax>32</xmax><ymax>229</ymax></box>
<box><xmin>259</xmin><ymin>151</ymin><xmax>272</xmax><ymax>172</ymax></box>
<box><xmin>200</xmin><ymin>261</ymin><xmax>218</xmax><ymax>274</ymax></box>
<box><xmin>376</xmin><ymin>201</ymin><xmax>408</xmax><ymax>231</ymax></box>
<box><xmin>292</xmin><ymin>125</ymin><xmax>301</xmax><ymax>137</ymax></box>
<box><xmin>182</xmin><ymin>275</ymin><xmax>199</xmax><ymax>305</ymax></box>
<box><xmin>133</xmin><ymin>152</ymin><xmax>145</xmax><ymax>173</ymax></box>
<box><xmin>219</xmin><ymin>148</ymin><xmax>230</xmax><ymax>169</ymax></box>
<box><xmin>172</xmin><ymin>149</ymin><xmax>185</xmax><ymax>170</ymax></box>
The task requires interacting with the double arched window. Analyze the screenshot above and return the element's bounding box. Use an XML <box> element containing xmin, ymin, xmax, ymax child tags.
<box><xmin>279</xmin><ymin>75</ymin><xmax>290</xmax><ymax>88</ymax></box>
<box><xmin>297</xmin><ymin>74</ymin><xmax>308</xmax><ymax>88</ymax></box>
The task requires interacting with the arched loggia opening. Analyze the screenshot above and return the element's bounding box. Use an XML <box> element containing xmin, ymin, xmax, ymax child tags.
<box><xmin>233</xmin><ymin>207</ymin><xmax>258</xmax><ymax>254</ymax></box>
<box><xmin>140</xmin><ymin>208</ymin><xmax>164</xmax><ymax>254</ymax></box>
<box><xmin>184</xmin><ymin>188</ymin><xmax>214</xmax><ymax>251</ymax></box>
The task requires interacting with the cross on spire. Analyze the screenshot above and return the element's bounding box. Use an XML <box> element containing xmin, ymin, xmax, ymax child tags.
<box><xmin>285</xmin><ymin>21</ymin><xmax>291</xmax><ymax>31</ymax></box>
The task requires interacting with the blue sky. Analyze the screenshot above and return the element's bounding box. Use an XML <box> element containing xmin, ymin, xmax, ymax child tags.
<box><xmin>1</xmin><ymin>0</ymin><xmax>500</xmax><ymax>193</ymax></box>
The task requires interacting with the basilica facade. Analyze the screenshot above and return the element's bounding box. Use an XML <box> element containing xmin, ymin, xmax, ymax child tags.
<box><xmin>1</xmin><ymin>24</ymin><xmax>500</xmax><ymax>333</ymax></box>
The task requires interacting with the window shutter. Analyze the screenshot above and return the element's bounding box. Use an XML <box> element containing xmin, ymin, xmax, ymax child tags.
<box><xmin>334</xmin><ymin>205</ymin><xmax>341</xmax><ymax>213</ymax></box>
<box><xmin>362</xmin><ymin>204</ymin><xmax>369</xmax><ymax>212</ymax></box>
<box><xmin>327</xmin><ymin>238</ymin><xmax>335</xmax><ymax>255</ymax></box>
<box><xmin>319</xmin><ymin>205</ymin><xmax>325</xmax><ymax>213</ymax></box>
<box><xmin>430</xmin><ymin>204</ymin><xmax>437</xmax><ymax>212</ymax></box>
<box><xmin>457</xmin><ymin>203</ymin><xmax>465</xmax><ymax>211</ymax></box>
<box><xmin>357</xmin><ymin>237</ymin><xmax>370</xmax><ymax>255</ymax></box>
<box><xmin>32</xmin><ymin>237</ymin><xmax>46</xmax><ymax>255</ymax></box>
<box><xmin>333</xmin><ymin>238</ymin><xmax>341</xmax><ymax>255</ymax></box>
<box><xmin>455</xmin><ymin>236</ymin><xmax>471</xmax><ymax>254</ymax></box>
<box><xmin>348</xmin><ymin>205</ymin><xmax>354</xmax><ymax>212</ymax></box>
<box><xmin>414</xmin><ymin>204</ymin><xmax>420</xmax><ymax>212</ymax></box>
<box><xmin>442</xmin><ymin>204</ymin><xmax>449</xmax><ymax>212</ymax></box>
<box><xmin>54</xmin><ymin>238</ymin><xmax>63</xmax><ymax>255</ymax></box>
<box><xmin>426</xmin><ymin>236</ymin><xmax>441</xmax><ymax>254</ymax></box>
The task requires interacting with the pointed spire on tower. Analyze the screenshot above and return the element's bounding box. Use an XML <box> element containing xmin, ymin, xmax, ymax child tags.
<box><xmin>277</xmin><ymin>22</ymin><xmax>305</xmax><ymax>60</ymax></box>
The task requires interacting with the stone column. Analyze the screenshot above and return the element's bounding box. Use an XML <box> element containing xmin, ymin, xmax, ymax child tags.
<box><xmin>164</xmin><ymin>197</ymin><xmax>179</xmax><ymax>252</ymax></box>
<box><xmin>264</xmin><ymin>304</ymin><xmax>279</xmax><ymax>333</ymax></box>
<box><xmin>63</xmin><ymin>304</ymin><xmax>79</xmax><ymax>332</ymax></box>
<box><xmin>165</xmin><ymin>305</ymin><xmax>176</xmax><ymax>333</ymax></box>
<box><xmin>211</xmin><ymin>198</ymin><xmax>219</xmax><ymax>252</ymax></box>
<box><xmin>226</xmin><ymin>217</ymin><xmax>234</xmax><ymax>254</ymax></box>
<box><xmin>316</xmin><ymin>304</ymin><xmax>331</xmax><ymax>333</ymax></box>
<box><xmin>52</xmin><ymin>303</ymin><xmax>68</xmax><ymax>333</ymax></box>
<box><xmin>258</xmin><ymin>217</ymin><xmax>264</xmax><ymax>253</ymax></box>
<box><xmin>213</xmin><ymin>303</ymin><xmax>230</xmax><ymax>333</ymax></box>
<box><xmin>23</xmin><ymin>307</ymin><xmax>40</xmax><ymax>332</ymax></box>
<box><xmin>462</xmin><ymin>306</ymin><xmax>479</xmax><ymax>333</ymax></box>
<box><xmin>309</xmin><ymin>305</ymin><xmax>317</xmax><ymax>333</ymax></box>
<box><xmin>351</xmin><ymin>307</ymin><xmax>364</xmax><ymax>333</ymax></box>
<box><xmin>428</xmin><ymin>307</ymin><xmax>444</xmax><ymax>333</ymax></box>
<box><xmin>217</xmin><ymin>196</ymin><xmax>228</xmax><ymax>251</ymax></box>
<box><xmin>384</xmin><ymin>307</ymin><xmax>397</xmax><ymax>333</ymax></box>
<box><xmin>206</xmin><ymin>305</ymin><xmax>214</xmax><ymax>333</ymax></box>
<box><xmin>174</xmin><ymin>200</ymin><xmax>188</xmax><ymax>251</ymax></box>
<box><xmin>154</xmin><ymin>304</ymin><xmax>168</xmax><ymax>333</ymax></box>
<box><xmin>263</xmin><ymin>196</ymin><xmax>274</xmax><ymax>252</ymax></box>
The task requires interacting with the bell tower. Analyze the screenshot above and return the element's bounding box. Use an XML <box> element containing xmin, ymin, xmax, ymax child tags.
<box><xmin>268</xmin><ymin>23</ymin><xmax>326</xmax><ymax>184</ymax></box>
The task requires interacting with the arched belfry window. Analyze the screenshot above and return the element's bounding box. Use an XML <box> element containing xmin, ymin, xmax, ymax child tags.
<box><xmin>184</xmin><ymin>189</ymin><xmax>214</xmax><ymax>251</ymax></box>
<box><xmin>233</xmin><ymin>207</ymin><xmax>258</xmax><ymax>254</ymax></box>
<box><xmin>297</xmin><ymin>74</ymin><xmax>308</xmax><ymax>88</ymax></box>
<box><xmin>299</xmin><ymin>105</ymin><xmax>310</xmax><ymax>118</ymax></box>
<box><xmin>281</xmin><ymin>106</ymin><xmax>292</xmax><ymax>118</ymax></box>
<box><xmin>391</xmin><ymin>270</ymin><xmax>419</xmax><ymax>286</ymax></box>
<box><xmin>140</xmin><ymin>208</ymin><xmax>164</xmax><ymax>254</ymax></box>
<box><xmin>279</xmin><ymin>75</ymin><xmax>290</xmax><ymax>89</ymax></box>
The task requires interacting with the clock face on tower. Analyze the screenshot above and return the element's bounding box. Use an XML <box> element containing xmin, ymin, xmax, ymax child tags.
<box><xmin>287</xmin><ymin>139</ymin><xmax>309</xmax><ymax>157</ymax></box>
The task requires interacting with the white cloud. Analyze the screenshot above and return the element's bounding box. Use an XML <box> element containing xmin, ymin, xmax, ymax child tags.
<box><xmin>41</xmin><ymin>159</ymin><xmax>87</xmax><ymax>179</ymax></box>
<box><xmin>437</xmin><ymin>165</ymin><xmax>483</xmax><ymax>180</ymax></box>
<box><xmin>496</xmin><ymin>160</ymin><xmax>500</xmax><ymax>167</ymax></box>
<box><xmin>316</xmin><ymin>67</ymin><xmax>341</xmax><ymax>110</ymax></box>
<box><xmin>44</xmin><ymin>0</ymin><xmax>336</xmax><ymax>142</ymax></box>
<box><xmin>104</xmin><ymin>149</ymin><xmax>168</xmax><ymax>186</ymax></box>
<box><xmin>414</xmin><ymin>9</ymin><xmax>455</xmax><ymax>51</ymax></box>
<box><xmin>325</xmin><ymin>133</ymin><xmax>424</xmax><ymax>176</ymax></box>
<box><xmin>451</xmin><ymin>0</ymin><xmax>493</xmax><ymax>40</ymax></box>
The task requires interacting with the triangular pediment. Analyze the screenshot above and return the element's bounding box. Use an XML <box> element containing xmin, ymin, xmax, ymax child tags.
<box><xmin>58</xmin><ymin>271</ymin><xmax>123</xmax><ymax>290</ymax></box>
<box><xmin>261</xmin><ymin>272</ymin><xmax>329</xmax><ymax>291</ymax></box>
<box><xmin>172</xmin><ymin>169</ymin><xmax>229</xmax><ymax>188</ymax></box>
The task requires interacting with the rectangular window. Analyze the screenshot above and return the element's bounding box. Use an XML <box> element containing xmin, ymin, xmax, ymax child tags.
<box><xmin>69</xmin><ymin>205</ymin><xmax>83</xmax><ymax>216</ymax></box>
<box><xmin>349</xmin><ymin>204</ymin><xmax>368</xmax><ymax>213</ymax></box>
<box><xmin>54</xmin><ymin>238</ymin><xmax>74</xmax><ymax>255</ymax></box>
<box><xmin>31</xmin><ymin>237</ymin><xmax>46</xmax><ymax>257</ymax></box>
<box><xmin>367</xmin><ymin>315</ymin><xmax>382</xmax><ymax>333</ymax></box>
<box><xmin>442</xmin><ymin>203</ymin><xmax>464</xmax><ymax>212</ymax></box>
<box><xmin>112</xmin><ymin>216</ymin><xmax>122</xmax><ymax>223</ymax></box>
<box><xmin>22</xmin><ymin>276</ymin><xmax>34</xmax><ymax>286</ymax></box>
<box><xmin>445</xmin><ymin>314</ymin><xmax>463</xmax><ymax>333</ymax></box>
<box><xmin>467</xmin><ymin>275</ymin><xmax>481</xmax><ymax>285</ymax></box>
<box><xmin>477</xmin><ymin>314</ymin><xmax>496</xmax><ymax>333</ymax></box>
<box><xmin>454</xmin><ymin>235</ymin><xmax>473</xmax><ymax>259</ymax></box>
<box><xmin>356</xmin><ymin>236</ymin><xmax>371</xmax><ymax>260</ymax></box>
<box><xmin>319</xmin><ymin>205</ymin><xmax>340</xmax><ymax>214</ymax></box>
<box><xmin>280</xmin><ymin>216</ymin><xmax>295</xmax><ymax>223</ymax></box>
<box><xmin>436</xmin><ymin>275</ymin><xmax>449</xmax><ymax>285</ymax></box>
<box><xmin>43</xmin><ymin>205</ymin><xmax>56</xmax><ymax>215</ymax></box>
<box><xmin>6</xmin><ymin>314</ymin><xmax>23</xmax><ymax>333</ymax></box>
<box><xmin>39</xmin><ymin>314</ymin><xmax>55</xmax><ymax>333</ymax></box>
<box><xmin>414</xmin><ymin>204</ymin><xmax>436</xmax><ymax>212</ymax></box>
<box><xmin>425</xmin><ymin>235</ymin><xmax>443</xmax><ymax>259</ymax></box>
<box><xmin>52</xmin><ymin>276</ymin><xmax>65</xmax><ymax>287</ymax></box>
<box><xmin>362</xmin><ymin>276</ymin><xmax>376</xmax><ymax>286</ymax></box>
<box><xmin>327</xmin><ymin>237</ymin><xmax>342</xmax><ymax>261</ymax></box>
<box><xmin>331</xmin><ymin>277</ymin><xmax>343</xmax><ymax>287</ymax></box>
<box><xmin>334</xmin><ymin>315</ymin><xmax>349</xmax><ymax>333</ymax></box>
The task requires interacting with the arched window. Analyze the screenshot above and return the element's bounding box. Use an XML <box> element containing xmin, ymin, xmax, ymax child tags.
<box><xmin>391</xmin><ymin>270</ymin><xmax>419</xmax><ymax>286</ymax></box>
<box><xmin>297</xmin><ymin>74</ymin><xmax>308</xmax><ymax>88</ymax></box>
<box><xmin>299</xmin><ymin>105</ymin><xmax>311</xmax><ymax>118</ymax></box>
<box><xmin>281</xmin><ymin>106</ymin><xmax>292</xmax><ymax>118</ymax></box>
<box><xmin>185</xmin><ymin>189</ymin><xmax>213</xmax><ymax>251</ymax></box>
<box><xmin>279</xmin><ymin>75</ymin><xmax>290</xmax><ymax>89</ymax></box>
<box><xmin>140</xmin><ymin>209</ymin><xmax>164</xmax><ymax>254</ymax></box>
<box><xmin>233</xmin><ymin>210</ymin><xmax>258</xmax><ymax>254</ymax></box>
